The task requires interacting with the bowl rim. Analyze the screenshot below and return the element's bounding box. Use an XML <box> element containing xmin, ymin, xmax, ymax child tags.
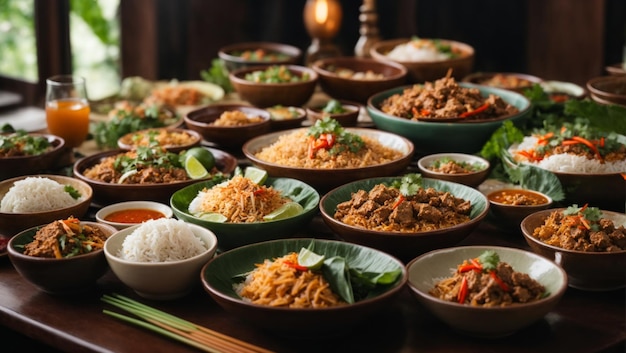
<box><xmin>117</xmin><ymin>127</ymin><xmax>203</xmax><ymax>150</ymax></box>
<box><xmin>0</xmin><ymin>132</ymin><xmax>66</xmax><ymax>161</ymax></box>
<box><xmin>311</xmin><ymin>56</ymin><xmax>409</xmax><ymax>81</ymax></box>
<box><xmin>586</xmin><ymin>75</ymin><xmax>626</xmax><ymax>98</ymax></box>
<box><xmin>184</xmin><ymin>104</ymin><xmax>272</xmax><ymax>129</ymax></box>
<box><xmin>104</xmin><ymin>222</ymin><xmax>218</xmax><ymax>266</ymax></box>
<box><xmin>95</xmin><ymin>201</ymin><xmax>174</xmax><ymax>227</ymax></box>
<box><xmin>319</xmin><ymin>176</ymin><xmax>490</xmax><ymax>239</ymax></box>
<box><xmin>229</xmin><ymin>64</ymin><xmax>319</xmax><ymax>87</ymax></box>
<box><xmin>406</xmin><ymin>245</ymin><xmax>568</xmax><ymax>309</ymax></box>
<box><xmin>520</xmin><ymin>207</ymin><xmax>626</xmax><ymax>255</ymax></box>
<box><xmin>417</xmin><ymin>153</ymin><xmax>490</xmax><ymax>177</ymax></box>
<box><xmin>218</xmin><ymin>41</ymin><xmax>302</xmax><ymax>64</ymax></box>
<box><xmin>242</xmin><ymin>127</ymin><xmax>415</xmax><ymax>172</ymax></box>
<box><xmin>486</xmin><ymin>188</ymin><xmax>553</xmax><ymax>207</ymax></box>
<box><xmin>7</xmin><ymin>221</ymin><xmax>117</xmax><ymax>261</ymax></box>
<box><xmin>369</xmin><ymin>37</ymin><xmax>475</xmax><ymax>64</ymax></box>
<box><xmin>461</xmin><ymin>71</ymin><xmax>543</xmax><ymax>85</ymax></box>
<box><xmin>367</xmin><ymin>82</ymin><xmax>531</xmax><ymax>125</ymax></box>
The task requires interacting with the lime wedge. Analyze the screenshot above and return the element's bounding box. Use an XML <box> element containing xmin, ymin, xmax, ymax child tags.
<box><xmin>182</xmin><ymin>147</ymin><xmax>215</xmax><ymax>170</ymax></box>
<box><xmin>199</xmin><ymin>212</ymin><xmax>228</xmax><ymax>223</ymax></box>
<box><xmin>297</xmin><ymin>247</ymin><xmax>325</xmax><ymax>270</ymax></box>
<box><xmin>185</xmin><ymin>155</ymin><xmax>209</xmax><ymax>179</ymax></box>
<box><xmin>244</xmin><ymin>166</ymin><xmax>268</xmax><ymax>185</ymax></box>
<box><xmin>263</xmin><ymin>202</ymin><xmax>304</xmax><ymax>221</ymax></box>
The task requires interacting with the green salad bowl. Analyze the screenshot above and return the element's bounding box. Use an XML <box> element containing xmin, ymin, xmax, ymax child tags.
<box><xmin>170</xmin><ymin>177</ymin><xmax>320</xmax><ymax>251</ymax></box>
<box><xmin>200</xmin><ymin>238</ymin><xmax>407</xmax><ymax>336</ymax></box>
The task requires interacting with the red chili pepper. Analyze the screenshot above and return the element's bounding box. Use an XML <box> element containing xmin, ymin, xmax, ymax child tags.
<box><xmin>469</xmin><ymin>258</ymin><xmax>483</xmax><ymax>271</ymax></box>
<box><xmin>459</xmin><ymin>103</ymin><xmax>489</xmax><ymax>118</ymax></box>
<box><xmin>489</xmin><ymin>270</ymin><xmax>510</xmax><ymax>292</ymax></box>
<box><xmin>253</xmin><ymin>188</ymin><xmax>265</xmax><ymax>196</ymax></box>
<box><xmin>284</xmin><ymin>261</ymin><xmax>308</xmax><ymax>271</ymax></box>
<box><xmin>561</xmin><ymin>139</ymin><xmax>580</xmax><ymax>146</ymax></box>
<box><xmin>457</xmin><ymin>276</ymin><xmax>468</xmax><ymax>304</ymax></box>
<box><xmin>392</xmin><ymin>195</ymin><xmax>405</xmax><ymax>209</ymax></box>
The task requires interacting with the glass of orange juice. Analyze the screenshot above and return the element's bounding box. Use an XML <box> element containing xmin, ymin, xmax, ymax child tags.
<box><xmin>45</xmin><ymin>75</ymin><xmax>91</xmax><ymax>149</ymax></box>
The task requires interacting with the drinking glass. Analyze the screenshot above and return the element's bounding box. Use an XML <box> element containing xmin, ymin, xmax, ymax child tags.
<box><xmin>45</xmin><ymin>75</ymin><xmax>91</xmax><ymax>149</ymax></box>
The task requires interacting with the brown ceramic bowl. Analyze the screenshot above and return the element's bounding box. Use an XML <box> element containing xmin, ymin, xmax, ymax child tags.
<box><xmin>370</xmin><ymin>38</ymin><xmax>474</xmax><ymax>83</ymax></box>
<box><xmin>229</xmin><ymin>65</ymin><xmax>318</xmax><ymax>107</ymax></box>
<box><xmin>319</xmin><ymin>176</ymin><xmax>490</xmax><ymax>263</ymax></box>
<box><xmin>520</xmin><ymin>208</ymin><xmax>626</xmax><ymax>291</ymax></box>
<box><xmin>417</xmin><ymin>153</ymin><xmax>490</xmax><ymax>188</ymax></box>
<box><xmin>486</xmin><ymin>188</ymin><xmax>553</xmax><ymax>227</ymax></box>
<box><xmin>0</xmin><ymin>175</ymin><xmax>93</xmax><ymax>236</ymax></box>
<box><xmin>462</xmin><ymin>72</ymin><xmax>543</xmax><ymax>92</ymax></box>
<box><xmin>73</xmin><ymin>147</ymin><xmax>238</xmax><ymax>206</ymax></box>
<box><xmin>117</xmin><ymin>127</ymin><xmax>202</xmax><ymax>153</ymax></box>
<box><xmin>311</xmin><ymin>56</ymin><xmax>408</xmax><ymax>103</ymax></box>
<box><xmin>242</xmin><ymin>128</ymin><xmax>414</xmax><ymax>193</ymax></box>
<box><xmin>7</xmin><ymin>221</ymin><xmax>117</xmax><ymax>294</ymax></box>
<box><xmin>265</xmin><ymin>105</ymin><xmax>307</xmax><ymax>131</ymax></box>
<box><xmin>586</xmin><ymin>75</ymin><xmax>626</xmax><ymax>107</ymax></box>
<box><xmin>539</xmin><ymin>80</ymin><xmax>586</xmax><ymax>103</ymax></box>
<box><xmin>605</xmin><ymin>63</ymin><xmax>626</xmax><ymax>76</ymax></box>
<box><xmin>0</xmin><ymin>133</ymin><xmax>67</xmax><ymax>181</ymax></box>
<box><xmin>184</xmin><ymin>104</ymin><xmax>272</xmax><ymax>148</ymax></box>
<box><xmin>306</xmin><ymin>100</ymin><xmax>361</xmax><ymax>127</ymax></box>
<box><xmin>218</xmin><ymin>42</ymin><xmax>302</xmax><ymax>72</ymax></box>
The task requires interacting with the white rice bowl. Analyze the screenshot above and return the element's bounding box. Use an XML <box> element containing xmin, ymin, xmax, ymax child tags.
<box><xmin>0</xmin><ymin>176</ymin><xmax>84</xmax><ymax>213</ymax></box>
<box><xmin>386</xmin><ymin>41</ymin><xmax>452</xmax><ymax>62</ymax></box>
<box><xmin>118</xmin><ymin>218</ymin><xmax>207</xmax><ymax>262</ymax></box>
<box><xmin>510</xmin><ymin>136</ymin><xmax>626</xmax><ymax>174</ymax></box>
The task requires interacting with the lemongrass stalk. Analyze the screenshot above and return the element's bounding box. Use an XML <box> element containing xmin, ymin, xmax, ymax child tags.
<box><xmin>102</xmin><ymin>295</ymin><xmax>195</xmax><ymax>331</ymax></box>
<box><xmin>107</xmin><ymin>294</ymin><xmax>196</xmax><ymax>328</ymax></box>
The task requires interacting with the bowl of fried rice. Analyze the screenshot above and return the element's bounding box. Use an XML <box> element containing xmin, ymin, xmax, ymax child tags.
<box><xmin>242</xmin><ymin>118</ymin><xmax>415</xmax><ymax>192</ymax></box>
<box><xmin>319</xmin><ymin>174</ymin><xmax>490</xmax><ymax>262</ymax></box>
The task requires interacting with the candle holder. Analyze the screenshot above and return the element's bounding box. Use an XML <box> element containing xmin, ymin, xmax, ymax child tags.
<box><xmin>303</xmin><ymin>0</ymin><xmax>343</xmax><ymax>66</ymax></box>
<box><xmin>354</xmin><ymin>0</ymin><xmax>380</xmax><ymax>57</ymax></box>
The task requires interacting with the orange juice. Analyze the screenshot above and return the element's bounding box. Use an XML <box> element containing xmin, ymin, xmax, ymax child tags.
<box><xmin>46</xmin><ymin>98</ymin><xmax>90</xmax><ymax>148</ymax></box>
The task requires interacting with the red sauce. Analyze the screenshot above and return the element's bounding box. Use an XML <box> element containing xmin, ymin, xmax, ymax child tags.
<box><xmin>488</xmin><ymin>189</ymin><xmax>548</xmax><ymax>206</ymax></box>
<box><xmin>104</xmin><ymin>209</ymin><xmax>165</xmax><ymax>224</ymax></box>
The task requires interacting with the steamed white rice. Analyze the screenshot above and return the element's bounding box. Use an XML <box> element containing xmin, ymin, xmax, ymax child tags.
<box><xmin>386</xmin><ymin>41</ymin><xmax>451</xmax><ymax>62</ymax></box>
<box><xmin>510</xmin><ymin>136</ymin><xmax>626</xmax><ymax>174</ymax></box>
<box><xmin>0</xmin><ymin>176</ymin><xmax>83</xmax><ymax>213</ymax></box>
<box><xmin>118</xmin><ymin>218</ymin><xmax>207</xmax><ymax>262</ymax></box>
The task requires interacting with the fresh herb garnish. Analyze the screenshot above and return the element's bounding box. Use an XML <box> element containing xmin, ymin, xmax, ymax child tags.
<box><xmin>563</xmin><ymin>204</ymin><xmax>603</xmax><ymax>231</ymax></box>
<box><xmin>307</xmin><ymin>117</ymin><xmax>364</xmax><ymax>157</ymax></box>
<box><xmin>64</xmin><ymin>185</ymin><xmax>81</xmax><ymax>200</ymax></box>
<box><xmin>389</xmin><ymin>173</ymin><xmax>423</xmax><ymax>196</ymax></box>
<box><xmin>114</xmin><ymin>142</ymin><xmax>182</xmax><ymax>175</ymax></box>
<box><xmin>0</xmin><ymin>130</ymin><xmax>52</xmax><ymax>156</ymax></box>
<box><xmin>476</xmin><ymin>250</ymin><xmax>500</xmax><ymax>271</ymax></box>
<box><xmin>200</xmin><ymin>58</ymin><xmax>233</xmax><ymax>93</ymax></box>
<box><xmin>322</xmin><ymin>100</ymin><xmax>346</xmax><ymax>114</ymax></box>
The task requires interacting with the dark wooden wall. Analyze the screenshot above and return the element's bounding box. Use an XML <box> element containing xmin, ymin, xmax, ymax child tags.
<box><xmin>120</xmin><ymin>0</ymin><xmax>626</xmax><ymax>87</ymax></box>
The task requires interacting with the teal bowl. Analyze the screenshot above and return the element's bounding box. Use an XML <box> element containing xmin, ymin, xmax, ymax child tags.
<box><xmin>366</xmin><ymin>83</ymin><xmax>532</xmax><ymax>154</ymax></box>
<box><xmin>170</xmin><ymin>177</ymin><xmax>320</xmax><ymax>251</ymax></box>
<box><xmin>320</xmin><ymin>176</ymin><xmax>490</xmax><ymax>262</ymax></box>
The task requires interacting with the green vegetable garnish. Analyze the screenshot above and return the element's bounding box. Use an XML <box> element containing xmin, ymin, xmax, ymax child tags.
<box><xmin>200</xmin><ymin>58</ymin><xmax>233</xmax><ymax>93</ymax></box>
<box><xmin>307</xmin><ymin>117</ymin><xmax>364</xmax><ymax>156</ymax></box>
<box><xmin>476</xmin><ymin>250</ymin><xmax>500</xmax><ymax>271</ymax></box>
<box><xmin>389</xmin><ymin>173</ymin><xmax>423</xmax><ymax>196</ymax></box>
<box><xmin>322</xmin><ymin>100</ymin><xmax>346</xmax><ymax>114</ymax></box>
<box><xmin>64</xmin><ymin>185</ymin><xmax>81</xmax><ymax>200</ymax></box>
<box><xmin>0</xmin><ymin>130</ymin><xmax>52</xmax><ymax>156</ymax></box>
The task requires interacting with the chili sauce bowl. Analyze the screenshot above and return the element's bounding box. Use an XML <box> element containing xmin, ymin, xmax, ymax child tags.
<box><xmin>96</xmin><ymin>201</ymin><xmax>174</xmax><ymax>230</ymax></box>
<box><xmin>486</xmin><ymin>188</ymin><xmax>553</xmax><ymax>227</ymax></box>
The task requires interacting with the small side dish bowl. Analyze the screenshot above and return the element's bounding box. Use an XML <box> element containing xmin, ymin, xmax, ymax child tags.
<box><xmin>486</xmin><ymin>188</ymin><xmax>553</xmax><ymax>227</ymax></box>
<box><xmin>417</xmin><ymin>153</ymin><xmax>490</xmax><ymax>187</ymax></box>
<box><xmin>117</xmin><ymin>127</ymin><xmax>202</xmax><ymax>153</ymax></box>
<box><xmin>586</xmin><ymin>75</ymin><xmax>626</xmax><ymax>106</ymax></box>
<box><xmin>406</xmin><ymin>245</ymin><xmax>567</xmax><ymax>338</ymax></box>
<box><xmin>8</xmin><ymin>221</ymin><xmax>118</xmax><ymax>294</ymax></box>
<box><xmin>0</xmin><ymin>133</ymin><xmax>67</xmax><ymax>181</ymax></box>
<box><xmin>605</xmin><ymin>62</ymin><xmax>626</xmax><ymax>76</ymax></box>
<box><xmin>312</xmin><ymin>56</ymin><xmax>408</xmax><ymax>103</ymax></box>
<box><xmin>520</xmin><ymin>208</ymin><xmax>626</xmax><ymax>291</ymax></box>
<box><xmin>200</xmin><ymin>238</ymin><xmax>407</xmax><ymax>336</ymax></box>
<box><xmin>265</xmin><ymin>105</ymin><xmax>307</xmax><ymax>131</ymax></box>
<box><xmin>170</xmin><ymin>177</ymin><xmax>320</xmax><ymax>251</ymax></box>
<box><xmin>0</xmin><ymin>174</ymin><xmax>93</xmax><ymax>236</ymax></box>
<box><xmin>184</xmin><ymin>104</ymin><xmax>272</xmax><ymax>148</ymax></box>
<box><xmin>461</xmin><ymin>72</ymin><xmax>543</xmax><ymax>92</ymax></box>
<box><xmin>319</xmin><ymin>176</ymin><xmax>490</xmax><ymax>262</ymax></box>
<box><xmin>539</xmin><ymin>80</ymin><xmax>586</xmax><ymax>103</ymax></box>
<box><xmin>306</xmin><ymin>100</ymin><xmax>361</xmax><ymax>127</ymax></box>
<box><xmin>218</xmin><ymin>42</ymin><xmax>302</xmax><ymax>72</ymax></box>
<box><xmin>95</xmin><ymin>201</ymin><xmax>174</xmax><ymax>230</ymax></box>
<box><xmin>104</xmin><ymin>221</ymin><xmax>218</xmax><ymax>300</ymax></box>
<box><xmin>229</xmin><ymin>65</ymin><xmax>318</xmax><ymax>107</ymax></box>
<box><xmin>370</xmin><ymin>38</ymin><xmax>474</xmax><ymax>83</ymax></box>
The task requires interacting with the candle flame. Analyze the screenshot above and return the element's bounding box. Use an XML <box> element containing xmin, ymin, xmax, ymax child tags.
<box><xmin>315</xmin><ymin>0</ymin><xmax>329</xmax><ymax>24</ymax></box>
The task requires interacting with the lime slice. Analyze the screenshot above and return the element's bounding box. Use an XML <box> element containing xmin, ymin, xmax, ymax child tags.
<box><xmin>182</xmin><ymin>147</ymin><xmax>215</xmax><ymax>170</ymax></box>
<box><xmin>198</xmin><ymin>212</ymin><xmax>228</xmax><ymax>223</ymax></box>
<box><xmin>297</xmin><ymin>247</ymin><xmax>325</xmax><ymax>270</ymax></box>
<box><xmin>185</xmin><ymin>155</ymin><xmax>210</xmax><ymax>179</ymax></box>
<box><xmin>244</xmin><ymin>166</ymin><xmax>268</xmax><ymax>185</ymax></box>
<box><xmin>263</xmin><ymin>202</ymin><xmax>304</xmax><ymax>221</ymax></box>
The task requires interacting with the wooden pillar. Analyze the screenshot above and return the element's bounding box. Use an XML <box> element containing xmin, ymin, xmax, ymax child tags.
<box><xmin>119</xmin><ymin>0</ymin><xmax>158</xmax><ymax>79</ymax></box>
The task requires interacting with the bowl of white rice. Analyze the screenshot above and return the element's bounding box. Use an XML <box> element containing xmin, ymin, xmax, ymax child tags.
<box><xmin>0</xmin><ymin>175</ymin><xmax>92</xmax><ymax>236</ymax></box>
<box><xmin>104</xmin><ymin>218</ymin><xmax>218</xmax><ymax>300</ymax></box>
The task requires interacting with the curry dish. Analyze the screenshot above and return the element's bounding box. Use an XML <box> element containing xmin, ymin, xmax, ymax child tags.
<box><xmin>488</xmin><ymin>189</ymin><xmax>549</xmax><ymax>206</ymax></box>
<box><xmin>23</xmin><ymin>217</ymin><xmax>108</xmax><ymax>258</ymax></box>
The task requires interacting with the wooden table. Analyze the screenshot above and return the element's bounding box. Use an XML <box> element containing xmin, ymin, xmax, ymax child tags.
<box><xmin>1</xmin><ymin>214</ymin><xmax>625</xmax><ymax>353</ymax></box>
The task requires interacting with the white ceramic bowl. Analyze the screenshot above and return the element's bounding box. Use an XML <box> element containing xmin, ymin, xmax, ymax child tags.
<box><xmin>95</xmin><ymin>201</ymin><xmax>174</xmax><ymax>230</ymax></box>
<box><xmin>104</xmin><ymin>221</ymin><xmax>218</xmax><ymax>300</ymax></box>
<box><xmin>417</xmin><ymin>153</ymin><xmax>490</xmax><ymax>188</ymax></box>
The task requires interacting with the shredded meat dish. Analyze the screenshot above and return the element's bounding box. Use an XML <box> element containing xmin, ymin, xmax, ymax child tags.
<box><xmin>334</xmin><ymin>183</ymin><xmax>472</xmax><ymax>232</ymax></box>
<box><xmin>379</xmin><ymin>76</ymin><xmax>519</xmax><ymax>121</ymax></box>
<box><xmin>532</xmin><ymin>208</ymin><xmax>626</xmax><ymax>252</ymax></box>
<box><xmin>23</xmin><ymin>217</ymin><xmax>108</xmax><ymax>258</ymax></box>
<box><xmin>212</xmin><ymin>110</ymin><xmax>264</xmax><ymax>127</ymax></box>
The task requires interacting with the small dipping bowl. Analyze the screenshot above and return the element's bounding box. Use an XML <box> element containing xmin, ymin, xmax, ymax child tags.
<box><xmin>96</xmin><ymin>201</ymin><xmax>174</xmax><ymax>230</ymax></box>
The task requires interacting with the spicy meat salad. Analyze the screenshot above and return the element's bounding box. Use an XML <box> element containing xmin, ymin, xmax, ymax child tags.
<box><xmin>0</xmin><ymin>131</ymin><xmax>53</xmax><ymax>157</ymax></box>
<box><xmin>426</xmin><ymin>157</ymin><xmax>485</xmax><ymax>174</ymax></box>
<box><xmin>531</xmin><ymin>204</ymin><xmax>626</xmax><ymax>252</ymax></box>
<box><xmin>429</xmin><ymin>250</ymin><xmax>547</xmax><ymax>307</ymax></box>
<box><xmin>379</xmin><ymin>76</ymin><xmax>519</xmax><ymax>121</ymax></box>
<box><xmin>22</xmin><ymin>217</ymin><xmax>109</xmax><ymax>258</ymax></box>
<box><xmin>334</xmin><ymin>174</ymin><xmax>472</xmax><ymax>232</ymax></box>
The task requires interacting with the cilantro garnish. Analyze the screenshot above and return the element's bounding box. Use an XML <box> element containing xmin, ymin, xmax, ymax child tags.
<box><xmin>389</xmin><ymin>173</ymin><xmax>423</xmax><ymax>196</ymax></box>
<box><xmin>307</xmin><ymin>117</ymin><xmax>364</xmax><ymax>155</ymax></box>
<box><xmin>64</xmin><ymin>185</ymin><xmax>81</xmax><ymax>200</ymax></box>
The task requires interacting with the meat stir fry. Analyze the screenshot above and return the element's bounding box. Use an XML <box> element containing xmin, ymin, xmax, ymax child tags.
<box><xmin>23</xmin><ymin>217</ymin><xmax>108</xmax><ymax>258</ymax></box>
<box><xmin>427</xmin><ymin>157</ymin><xmax>485</xmax><ymax>174</ymax></box>
<box><xmin>334</xmin><ymin>182</ymin><xmax>472</xmax><ymax>232</ymax></box>
<box><xmin>430</xmin><ymin>250</ymin><xmax>546</xmax><ymax>307</ymax></box>
<box><xmin>0</xmin><ymin>132</ymin><xmax>52</xmax><ymax>157</ymax></box>
<box><xmin>532</xmin><ymin>204</ymin><xmax>626</xmax><ymax>252</ymax></box>
<box><xmin>379</xmin><ymin>76</ymin><xmax>519</xmax><ymax>121</ymax></box>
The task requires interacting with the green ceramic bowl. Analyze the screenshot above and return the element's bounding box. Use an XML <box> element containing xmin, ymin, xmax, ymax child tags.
<box><xmin>201</xmin><ymin>238</ymin><xmax>407</xmax><ymax>336</ymax></box>
<box><xmin>319</xmin><ymin>176</ymin><xmax>490</xmax><ymax>262</ymax></box>
<box><xmin>170</xmin><ymin>177</ymin><xmax>320</xmax><ymax>251</ymax></box>
<box><xmin>366</xmin><ymin>83</ymin><xmax>532</xmax><ymax>154</ymax></box>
